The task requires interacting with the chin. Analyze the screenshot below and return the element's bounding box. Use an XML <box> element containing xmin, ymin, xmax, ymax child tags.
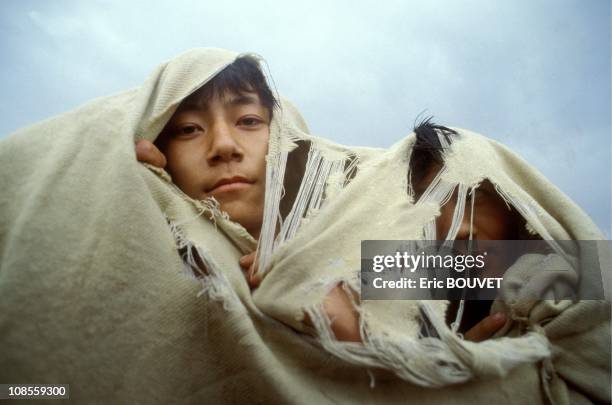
<box><xmin>221</xmin><ymin>204</ymin><xmax>250</xmax><ymax>225</ymax></box>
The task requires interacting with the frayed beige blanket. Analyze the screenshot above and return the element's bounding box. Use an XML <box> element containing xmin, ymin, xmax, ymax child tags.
<box><xmin>0</xmin><ymin>48</ymin><xmax>609</xmax><ymax>404</ymax></box>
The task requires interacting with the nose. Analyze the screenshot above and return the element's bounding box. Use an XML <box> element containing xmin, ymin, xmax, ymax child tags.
<box><xmin>437</xmin><ymin>199</ymin><xmax>477</xmax><ymax>240</ymax></box>
<box><xmin>436</xmin><ymin>193</ymin><xmax>478</xmax><ymax>240</ymax></box>
<box><xmin>455</xmin><ymin>215</ymin><xmax>476</xmax><ymax>240</ymax></box>
<box><xmin>206</xmin><ymin>122</ymin><xmax>243</xmax><ymax>165</ymax></box>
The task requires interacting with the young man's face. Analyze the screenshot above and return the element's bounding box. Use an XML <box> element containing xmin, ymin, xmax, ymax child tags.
<box><xmin>414</xmin><ymin>165</ymin><xmax>521</xmax><ymax>277</ymax></box>
<box><xmin>159</xmin><ymin>90</ymin><xmax>270</xmax><ymax>239</ymax></box>
<box><xmin>414</xmin><ymin>164</ymin><xmax>518</xmax><ymax>241</ymax></box>
<box><xmin>435</xmin><ymin>180</ymin><xmax>518</xmax><ymax>241</ymax></box>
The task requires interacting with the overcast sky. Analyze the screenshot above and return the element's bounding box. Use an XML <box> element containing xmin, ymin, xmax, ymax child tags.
<box><xmin>1</xmin><ymin>0</ymin><xmax>610</xmax><ymax>236</ymax></box>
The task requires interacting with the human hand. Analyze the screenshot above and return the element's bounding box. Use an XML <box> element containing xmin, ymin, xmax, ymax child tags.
<box><xmin>135</xmin><ymin>139</ymin><xmax>167</xmax><ymax>168</ymax></box>
<box><xmin>314</xmin><ymin>292</ymin><xmax>505</xmax><ymax>343</ymax></box>
<box><xmin>239</xmin><ymin>251</ymin><xmax>262</xmax><ymax>289</ymax></box>
<box><xmin>464</xmin><ymin>312</ymin><xmax>507</xmax><ymax>342</ymax></box>
<box><xmin>239</xmin><ymin>248</ymin><xmax>506</xmax><ymax>343</ymax></box>
<box><xmin>318</xmin><ymin>285</ymin><xmax>362</xmax><ymax>342</ymax></box>
<box><xmin>239</xmin><ymin>252</ymin><xmax>361</xmax><ymax>341</ymax></box>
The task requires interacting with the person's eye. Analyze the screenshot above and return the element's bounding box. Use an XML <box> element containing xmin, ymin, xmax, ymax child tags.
<box><xmin>237</xmin><ymin>116</ymin><xmax>264</xmax><ymax>128</ymax></box>
<box><xmin>173</xmin><ymin>124</ymin><xmax>203</xmax><ymax>137</ymax></box>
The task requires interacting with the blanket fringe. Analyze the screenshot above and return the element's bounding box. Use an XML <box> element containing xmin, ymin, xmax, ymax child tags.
<box><xmin>302</xmin><ymin>280</ymin><xmax>551</xmax><ymax>387</ymax></box>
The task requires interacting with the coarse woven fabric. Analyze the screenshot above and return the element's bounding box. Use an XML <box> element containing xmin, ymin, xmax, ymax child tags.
<box><xmin>0</xmin><ymin>48</ymin><xmax>609</xmax><ymax>404</ymax></box>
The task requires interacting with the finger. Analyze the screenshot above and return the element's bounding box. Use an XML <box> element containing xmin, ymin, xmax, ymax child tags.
<box><xmin>464</xmin><ymin>312</ymin><xmax>506</xmax><ymax>342</ymax></box>
<box><xmin>242</xmin><ymin>252</ymin><xmax>259</xmax><ymax>275</ymax></box>
<box><xmin>135</xmin><ymin>139</ymin><xmax>167</xmax><ymax>168</ymax></box>
<box><xmin>247</xmin><ymin>266</ymin><xmax>262</xmax><ymax>289</ymax></box>
<box><xmin>323</xmin><ymin>286</ymin><xmax>362</xmax><ymax>342</ymax></box>
<box><xmin>240</xmin><ymin>252</ymin><xmax>262</xmax><ymax>289</ymax></box>
<box><xmin>239</xmin><ymin>252</ymin><xmax>256</xmax><ymax>270</ymax></box>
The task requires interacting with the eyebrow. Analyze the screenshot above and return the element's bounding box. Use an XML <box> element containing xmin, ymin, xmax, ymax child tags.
<box><xmin>178</xmin><ymin>94</ymin><xmax>259</xmax><ymax>112</ymax></box>
<box><xmin>224</xmin><ymin>94</ymin><xmax>259</xmax><ymax>108</ymax></box>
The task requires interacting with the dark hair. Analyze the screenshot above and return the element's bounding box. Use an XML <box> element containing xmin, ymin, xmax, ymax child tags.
<box><xmin>179</xmin><ymin>55</ymin><xmax>279</xmax><ymax>118</ymax></box>
<box><xmin>409</xmin><ymin>116</ymin><xmax>458</xmax><ymax>187</ymax></box>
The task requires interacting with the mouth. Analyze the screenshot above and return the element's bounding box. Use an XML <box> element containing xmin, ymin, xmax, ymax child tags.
<box><xmin>207</xmin><ymin>176</ymin><xmax>255</xmax><ymax>194</ymax></box>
